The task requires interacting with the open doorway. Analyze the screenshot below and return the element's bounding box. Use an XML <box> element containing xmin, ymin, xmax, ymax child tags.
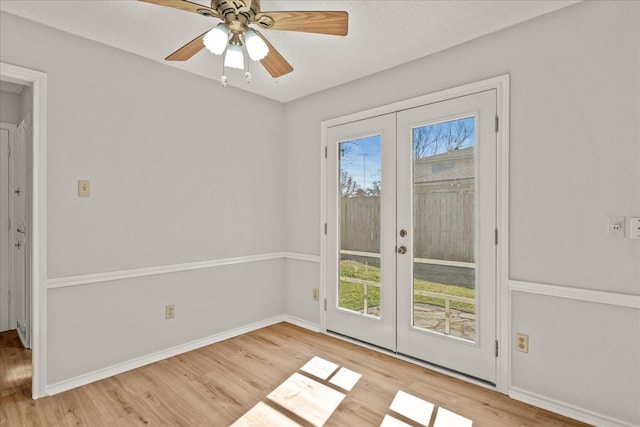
<box><xmin>1</xmin><ymin>82</ymin><xmax>33</xmax><ymax>402</ymax></box>
<box><xmin>1</xmin><ymin>83</ymin><xmax>32</xmax><ymax>348</ymax></box>
<box><xmin>1</xmin><ymin>62</ymin><xmax>47</xmax><ymax>399</ymax></box>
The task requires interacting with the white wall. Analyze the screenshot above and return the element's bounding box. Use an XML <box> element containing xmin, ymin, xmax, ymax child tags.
<box><xmin>283</xmin><ymin>2</ymin><xmax>639</xmax><ymax>426</ymax></box>
<box><xmin>0</xmin><ymin>90</ymin><xmax>21</xmax><ymax>124</ymax></box>
<box><xmin>1</xmin><ymin>12</ymin><xmax>287</xmax><ymax>387</ymax></box>
<box><xmin>1</xmin><ymin>2</ymin><xmax>638</xmax><ymax>425</ymax></box>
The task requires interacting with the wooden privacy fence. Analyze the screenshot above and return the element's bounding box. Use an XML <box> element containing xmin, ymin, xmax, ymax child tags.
<box><xmin>340</xmin><ymin>191</ymin><xmax>474</xmax><ymax>263</ymax></box>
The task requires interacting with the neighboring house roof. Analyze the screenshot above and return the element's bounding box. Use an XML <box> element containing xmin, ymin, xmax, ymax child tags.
<box><xmin>415</xmin><ymin>165</ymin><xmax>474</xmax><ymax>185</ymax></box>
<box><xmin>414</xmin><ymin>147</ymin><xmax>474</xmax><ymax>185</ymax></box>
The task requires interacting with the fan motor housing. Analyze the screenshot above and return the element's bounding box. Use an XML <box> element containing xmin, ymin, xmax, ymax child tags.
<box><xmin>213</xmin><ymin>0</ymin><xmax>258</xmax><ymax>20</ymax></box>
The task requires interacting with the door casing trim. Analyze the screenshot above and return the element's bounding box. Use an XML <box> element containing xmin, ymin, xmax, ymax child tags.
<box><xmin>1</xmin><ymin>62</ymin><xmax>48</xmax><ymax>399</ymax></box>
<box><xmin>320</xmin><ymin>74</ymin><xmax>510</xmax><ymax>393</ymax></box>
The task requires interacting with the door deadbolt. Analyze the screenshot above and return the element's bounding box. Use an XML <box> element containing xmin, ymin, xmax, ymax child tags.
<box><xmin>399</xmin><ymin>229</ymin><xmax>407</xmax><ymax>237</ymax></box>
<box><xmin>397</xmin><ymin>245</ymin><xmax>407</xmax><ymax>254</ymax></box>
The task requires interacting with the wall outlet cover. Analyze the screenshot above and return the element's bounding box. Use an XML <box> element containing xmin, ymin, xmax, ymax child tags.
<box><xmin>516</xmin><ymin>333</ymin><xmax>529</xmax><ymax>353</ymax></box>
<box><xmin>608</xmin><ymin>215</ymin><xmax>625</xmax><ymax>238</ymax></box>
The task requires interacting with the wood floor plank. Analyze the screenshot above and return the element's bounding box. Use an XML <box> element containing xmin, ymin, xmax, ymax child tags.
<box><xmin>0</xmin><ymin>324</ymin><xmax>592</xmax><ymax>426</ymax></box>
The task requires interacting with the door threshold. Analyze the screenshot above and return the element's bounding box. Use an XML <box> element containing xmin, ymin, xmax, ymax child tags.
<box><xmin>325</xmin><ymin>330</ymin><xmax>497</xmax><ymax>392</ymax></box>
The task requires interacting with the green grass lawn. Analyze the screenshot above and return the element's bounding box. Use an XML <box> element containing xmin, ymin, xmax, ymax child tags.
<box><xmin>339</xmin><ymin>260</ymin><xmax>475</xmax><ymax>313</ymax></box>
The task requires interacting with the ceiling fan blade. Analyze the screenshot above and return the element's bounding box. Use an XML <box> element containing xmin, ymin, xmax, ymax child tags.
<box><xmin>256</xmin><ymin>31</ymin><xmax>293</xmax><ymax>78</ymax></box>
<box><xmin>139</xmin><ymin>0</ymin><xmax>219</xmax><ymax>18</ymax></box>
<box><xmin>255</xmin><ymin>11</ymin><xmax>348</xmax><ymax>36</ymax></box>
<box><xmin>165</xmin><ymin>30</ymin><xmax>209</xmax><ymax>61</ymax></box>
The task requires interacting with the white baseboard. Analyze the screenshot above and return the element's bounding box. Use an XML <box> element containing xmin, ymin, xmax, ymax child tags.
<box><xmin>45</xmin><ymin>315</ymin><xmax>288</xmax><ymax>396</ymax></box>
<box><xmin>282</xmin><ymin>315</ymin><xmax>321</xmax><ymax>332</ymax></box>
<box><xmin>509</xmin><ymin>386</ymin><xmax>638</xmax><ymax>427</ymax></box>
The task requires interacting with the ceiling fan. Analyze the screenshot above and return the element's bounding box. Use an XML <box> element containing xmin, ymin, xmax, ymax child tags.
<box><xmin>139</xmin><ymin>0</ymin><xmax>349</xmax><ymax>80</ymax></box>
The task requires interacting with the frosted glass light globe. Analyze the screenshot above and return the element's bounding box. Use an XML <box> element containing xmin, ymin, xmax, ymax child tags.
<box><xmin>203</xmin><ymin>24</ymin><xmax>229</xmax><ymax>55</ymax></box>
<box><xmin>244</xmin><ymin>30</ymin><xmax>269</xmax><ymax>61</ymax></box>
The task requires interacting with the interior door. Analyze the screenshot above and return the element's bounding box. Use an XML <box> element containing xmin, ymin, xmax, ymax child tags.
<box><xmin>12</xmin><ymin>122</ymin><xmax>27</xmax><ymax>338</ymax></box>
<box><xmin>0</xmin><ymin>127</ymin><xmax>9</xmax><ymax>332</ymax></box>
<box><xmin>396</xmin><ymin>90</ymin><xmax>497</xmax><ymax>383</ymax></box>
<box><xmin>325</xmin><ymin>113</ymin><xmax>397</xmax><ymax>350</ymax></box>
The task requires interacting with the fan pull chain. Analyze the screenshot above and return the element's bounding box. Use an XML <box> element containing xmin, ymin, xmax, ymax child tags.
<box><xmin>220</xmin><ymin>56</ymin><xmax>227</xmax><ymax>87</ymax></box>
<box><xmin>245</xmin><ymin>58</ymin><xmax>252</xmax><ymax>84</ymax></box>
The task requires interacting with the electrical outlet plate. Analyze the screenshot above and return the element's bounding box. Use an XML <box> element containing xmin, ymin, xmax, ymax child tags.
<box><xmin>630</xmin><ymin>217</ymin><xmax>640</xmax><ymax>239</ymax></box>
<box><xmin>165</xmin><ymin>304</ymin><xmax>175</xmax><ymax>319</ymax></box>
<box><xmin>312</xmin><ymin>288</ymin><xmax>319</xmax><ymax>301</ymax></box>
<box><xmin>608</xmin><ymin>215</ymin><xmax>625</xmax><ymax>238</ymax></box>
<box><xmin>516</xmin><ymin>333</ymin><xmax>529</xmax><ymax>353</ymax></box>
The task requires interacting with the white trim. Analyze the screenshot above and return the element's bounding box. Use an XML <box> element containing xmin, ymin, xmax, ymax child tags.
<box><xmin>509</xmin><ymin>386</ymin><xmax>637</xmax><ymax>427</ymax></box>
<box><xmin>1</xmin><ymin>62</ymin><xmax>47</xmax><ymax>399</ymax></box>
<box><xmin>47</xmin><ymin>252</ymin><xmax>289</xmax><ymax>289</ymax></box>
<box><xmin>495</xmin><ymin>75</ymin><xmax>511</xmax><ymax>394</ymax></box>
<box><xmin>283</xmin><ymin>252</ymin><xmax>321</xmax><ymax>263</ymax></box>
<box><xmin>319</xmin><ymin>122</ymin><xmax>328</xmax><ymax>333</ymax></box>
<box><xmin>326</xmin><ymin>330</ymin><xmax>497</xmax><ymax>391</ymax></box>
<box><xmin>281</xmin><ymin>314</ymin><xmax>321</xmax><ymax>332</ymax></box>
<box><xmin>320</xmin><ymin>75</ymin><xmax>511</xmax><ymax>392</ymax></box>
<box><xmin>45</xmin><ymin>316</ymin><xmax>288</xmax><ymax>396</ymax></box>
<box><xmin>45</xmin><ymin>252</ymin><xmax>320</xmax><ymax>289</ymax></box>
<box><xmin>322</xmin><ymin>76</ymin><xmax>511</xmax><ymax>129</ymax></box>
<box><xmin>509</xmin><ymin>280</ymin><xmax>640</xmax><ymax>309</ymax></box>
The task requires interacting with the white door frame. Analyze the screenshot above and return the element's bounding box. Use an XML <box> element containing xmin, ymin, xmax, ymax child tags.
<box><xmin>0</xmin><ymin>62</ymin><xmax>48</xmax><ymax>399</ymax></box>
<box><xmin>320</xmin><ymin>75</ymin><xmax>510</xmax><ymax>392</ymax></box>
<box><xmin>0</xmin><ymin>123</ymin><xmax>14</xmax><ymax>332</ymax></box>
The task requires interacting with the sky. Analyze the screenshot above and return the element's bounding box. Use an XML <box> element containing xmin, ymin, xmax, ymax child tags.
<box><xmin>339</xmin><ymin>135</ymin><xmax>381</xmax><ymax>191</ymax></box>
<box><xmin>338</xmin><ymin>117</ymin><xmax>475</xmax><ymax>190</ymax></box>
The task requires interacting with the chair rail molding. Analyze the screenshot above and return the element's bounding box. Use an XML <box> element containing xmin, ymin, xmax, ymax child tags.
<box><xmin>47</xmin><ymin>252</ymin><xmax>322</xmax><ymax>289</ymax></box>
<box><xmin>509</xmin><ymin>280</ymin><xmax>640</xmax><ymax>309</ymax></box>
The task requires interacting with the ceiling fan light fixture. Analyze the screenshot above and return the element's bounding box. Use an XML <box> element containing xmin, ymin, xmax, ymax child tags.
<box><xmin>203</xmin><ymin>24</ymin><xmax>229</xmax><ymax>55</ymax></box>
<box><xmin>244</xmin><ymin>29</ymin><xmax>269</xmax><ymax>61</ymax></box>
<box><xmin>224</xmin><ymin>43</ymin><xmax>245</xmax><ymax>70</ymax></box>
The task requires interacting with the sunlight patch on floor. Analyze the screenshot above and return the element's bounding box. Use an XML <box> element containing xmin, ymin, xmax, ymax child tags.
<box><xmin>231</xmin><ymin>355</ymin><xmax>473</xmax><ymax>426</ymax></box>
<box><xmin>300</xmin><ymin>356</ymin><xmax>339</xmax><ymax>380</ymax></box>
<box><xmin>328</xmin><ymin>366</ymin><xmax>361</xmax><ymax>391</ymax></box>
<box><xmin>385</xmin><ymin>389</ymin><xmax>474</xmax><ymax>427</ymax></box>
<box><xmin>231</xmin><ymin>401</ymin><xmax>302</xmax><ymax>427</ymax></box>
<box><xmin>433</xmin><ymin>407</ymin><xmax>473</xmax><ymax>427</ymax></box>
<box><xmin>381</xmin><ymin>414</ymin><xmax>413</xmax><ymax>426</ymax></box>
<box><xmin>267</xmin><ymin>372</ymin><xmax>345</xmax><ymax>426</ymax></box>
<box><xmin>389</xmin><ymin>390</ymin><xmax>435</xmax><ymax>426</ymax></box>
<box><xmin>232</xmin><ymin>356</ymin><xmax>360</xmax><ymax>426</ymax></box>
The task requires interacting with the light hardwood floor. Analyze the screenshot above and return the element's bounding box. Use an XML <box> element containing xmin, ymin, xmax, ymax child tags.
<box><xmin>0</xmin><ymin>323</ymin><xmax>591</xmax><ymax>426</ymax></box>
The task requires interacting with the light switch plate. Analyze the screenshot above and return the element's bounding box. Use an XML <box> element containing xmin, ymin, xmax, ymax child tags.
<box><xmin>78</xmin><ymin>180</ymin><xmax>90</xmax><ymax>198</ymax></box>
<box><xmin>630</xmin><ymin>217</ymin><xmax>640</xmax><ymax>239</ymax></box>
<box><xmin>608</xmin><ymin>215</ymin><xmax>625</xmax><ymax>238</ymax></box>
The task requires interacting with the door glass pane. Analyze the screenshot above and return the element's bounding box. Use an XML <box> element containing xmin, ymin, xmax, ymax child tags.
<box><xmin>412</xmin><ymin>117</ymin><xmax>476</xmax><ymax>341</ymax></box>
<box><xmin>338</xmin><ymin>136</ymin><xmax>382</xmax><ymax>317</ymax></box>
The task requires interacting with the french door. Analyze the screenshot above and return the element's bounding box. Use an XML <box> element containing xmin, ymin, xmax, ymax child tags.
<box><xmin>325</xmin><ymin>90</ymin><xmax>498</xmax><ymax>383</ymax></box>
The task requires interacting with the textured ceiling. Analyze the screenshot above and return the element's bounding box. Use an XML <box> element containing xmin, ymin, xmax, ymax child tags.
<box><xmin>0</xmin><ymin>0</ymin><xmax>579</xmax><ymax>102</ymax></box>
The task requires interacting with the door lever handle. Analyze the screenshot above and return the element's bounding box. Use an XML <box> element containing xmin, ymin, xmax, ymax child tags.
<box><xmin>16</xmin><ymin>226</ymin><xmax>26</xmax><ymax>234</ymax></box>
